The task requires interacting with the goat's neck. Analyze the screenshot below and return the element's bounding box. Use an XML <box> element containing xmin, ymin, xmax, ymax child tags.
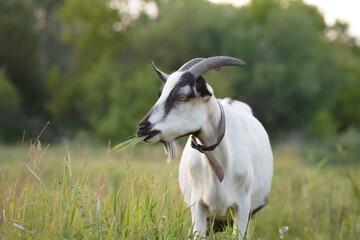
<box><xmin>197</xmin><ymin>98</ymin><xmax>223</xmax><ymax>147</ymax></box>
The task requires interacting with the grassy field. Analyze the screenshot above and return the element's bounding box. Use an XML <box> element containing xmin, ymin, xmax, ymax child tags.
<box><xmin>0</xmin><ymin>139</ymin><xmax>359</xmax><ymax>239</ymax></box>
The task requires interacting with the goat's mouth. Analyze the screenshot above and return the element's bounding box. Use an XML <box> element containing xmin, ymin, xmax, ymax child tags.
<box><xmin>137</xmin><ymin>130</ymin><xmax>160</xmax><ymax>143</ymax></box>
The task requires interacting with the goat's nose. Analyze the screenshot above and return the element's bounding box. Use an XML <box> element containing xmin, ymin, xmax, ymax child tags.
<box><xmin>136</xmin><ymin>119</ymin><xmax>151</xmax><ymax>136</ymax></box>
<box><xmin>138</xmin><ymin>119</ymin><xmax>151</xmax><ymax>130</ymax></box>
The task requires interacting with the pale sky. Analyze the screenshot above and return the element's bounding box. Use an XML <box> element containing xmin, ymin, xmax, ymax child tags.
<box><xmin>209</xmin><ymin>0</ymin><xmax>360</xmax><ymax>38</ymax></box>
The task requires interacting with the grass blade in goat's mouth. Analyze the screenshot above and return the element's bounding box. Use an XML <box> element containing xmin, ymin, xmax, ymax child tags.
<box><xmin>111</xmin><ymin>135</ymin><xmax>147</xmax><ymax>152</ymax></box>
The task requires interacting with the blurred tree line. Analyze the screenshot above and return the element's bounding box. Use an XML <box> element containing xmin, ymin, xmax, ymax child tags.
<box><xmin>0</xmin><ymin>0</ymin><xmax>359</xmax><ymax>143</ymax></box>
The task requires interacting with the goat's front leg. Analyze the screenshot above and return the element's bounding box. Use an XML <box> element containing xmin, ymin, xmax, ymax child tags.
<box><xmin>234</xmin><ymin>195</ymin><xmax>251</xmax><ymax>239</ymax></box>
<box><xmin>191</xmin><ymin>200</ymin><xmax>207</xmax><ymax>238</ymax></box>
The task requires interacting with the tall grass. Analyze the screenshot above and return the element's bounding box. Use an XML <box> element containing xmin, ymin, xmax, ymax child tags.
<box><xmin>0</xmin><ymin>141</ymin><xmax>193</xmax><ymax>239</ymax></box>
<box><xmin>0</xmin><ymin>139</ymin><xmax>359</xmax><ymax>239</ymax></box>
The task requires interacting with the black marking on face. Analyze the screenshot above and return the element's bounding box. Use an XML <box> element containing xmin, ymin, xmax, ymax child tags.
<box><xmin>163</xmin><ymin>72</ymin><xmax>197</xmax><ymax>116</ymax></box>
<box><xmin>161</xmin><ymin>72</ymin><xmax>213</xmax><ymax>119</ymax></box>
<box><xmin>195</xmin><ymin>76</ymin><xmax>212</xmax><ymax>97</ymax></box>
<box><xmin>137</xmin><ymin>113</ymin><xmax>152</xmax><ymax>136</ymax></box>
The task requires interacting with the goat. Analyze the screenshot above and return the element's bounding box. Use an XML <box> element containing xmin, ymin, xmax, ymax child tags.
<box><xmin>136</xmin><ymin>56</ymin><xmax>273</xmax><ymax>239</ymax></box>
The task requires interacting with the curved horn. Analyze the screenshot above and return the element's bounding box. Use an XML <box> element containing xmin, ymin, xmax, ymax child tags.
<box><xmin>151</xmin><ymin>61</ymin><xmax>168</xmax><ymax>82</ymax></box>
<box><xmin>189</xmin><ymin>56</ymin><xmax>246</xmax><ymax>79</ymax></box>
<box><xmin>178</xmin><ymin>58</ymin><xmax>205</xmax><ymax>72</ymax></box>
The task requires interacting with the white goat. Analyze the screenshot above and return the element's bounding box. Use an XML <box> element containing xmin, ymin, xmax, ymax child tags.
<box><xmin>136</xmin><ymin>56</ymin><xmax>273</xmax><ymax>239</ymax></box>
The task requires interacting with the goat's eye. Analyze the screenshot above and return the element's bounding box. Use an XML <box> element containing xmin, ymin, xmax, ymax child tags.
<box><xmin>178</xmin><ymin>94</ymin><xmax>188</xmax><ymax>101</ymax></box>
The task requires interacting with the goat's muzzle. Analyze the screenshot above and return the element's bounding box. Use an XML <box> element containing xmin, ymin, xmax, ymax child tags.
<box><xmin>136</xmin><ymin>119</ymin><xmax>160</xmax><ymax>142</ymax></box>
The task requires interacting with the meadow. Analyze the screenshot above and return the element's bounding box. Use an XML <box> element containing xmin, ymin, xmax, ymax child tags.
<box><xmin>0</xmin><ymin>138</ymin><xmax>359</xmax><ymax>239</ymax></box>
<box><xmin>1</xmin><ymin>0</ymin><xmax>359</xmax><ymax>238</ymax></box>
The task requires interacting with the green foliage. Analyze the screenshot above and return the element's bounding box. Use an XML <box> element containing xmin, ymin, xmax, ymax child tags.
<box><xmin>300</xmin><ymin>128</ymin><xmax>360</xmax><ymax>167</ymax></box>
<box><xmin>0</xmin><ymin>0</ymin><xmax>41</xmax><ymax>105</ymax></box>
<box><xmin>82</xmin><ymin>58</ymin><xmax>119</xmax><ymax>126</ymax></box>
<box><xmin>58</xmin><ymin>0</ymin><xmax>126</xmax><ymax>72</ymax></box>
<box><xmin>334</xmin><ymin>62</ymin><xmax>360</xmax><ymax>129</ymax></box>
<box><xmin>225</xmin><ymin>2</ymin><xmax>338</xmax><ymax>133</ymax></box>
<box><xmin>131</xmin><ymin>0</ymin><xmax>237</xmax><ymax>68</ymax></box>
<box><xmin>128</xmin><ymin>0</ymin><xmax>359</xmax><ymax>138</ymax></box>
<box><xmin>82</xmin><ymin>59</ymin><xmax>160</xmax><ymax>140</ymax></box>
<box><xmin>0</xmin><ymin>68</ymin><xmax>19</xmax><ymax>110</ymax></box>
<box><xmin>1</xmin><ymin>0</ymin><xmax>360</xmax><ymax>141</ymax></box>
<box><xmin>308</xmin><ymin>110</ymin><xmax>338</xmax><ymax>138</ymax></box>
<box><xmin>0</xmin><ymin>68</ymin><xmax>22</xmax><ymax>142</ymax></box>
<box><xmin>46</xmin><ymin>66</ymin><xmax>82</xmax><ymax>120</ymax></box>
<box><xmin>247</xmin><ymin>0</ymin><xmax>280</xmax><ymax>24</ymax></box>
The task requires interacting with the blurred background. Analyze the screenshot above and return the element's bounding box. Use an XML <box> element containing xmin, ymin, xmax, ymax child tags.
<box><xmin>0</xmin><ymin>1</ymin><xmax>359</xmax><ymax>238</ymax></box>
<box><xmin>0</xmin><ymin>0</ymin><xmax>359</xmax><ymax>147</ymax></box>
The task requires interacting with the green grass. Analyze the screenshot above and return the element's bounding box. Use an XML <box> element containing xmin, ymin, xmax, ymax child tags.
<box><xmin>0</xmin><ymin>140</ymin><xmax>359</xmax><ymax>239</ymax></box>
<box><xmin>111</xmin><ymin>135</ymin><xmax>148</xmax><ymax>153</ymax></box>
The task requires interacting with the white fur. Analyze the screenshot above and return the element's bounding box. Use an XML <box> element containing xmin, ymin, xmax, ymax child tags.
<box><xmin>141</xmin><ymin>71</ymin><xmax>273</xmax><ymax>239</ymax></box>
<box><xmin>179</xmin><ymin>97</ymin><xmax>273</xmax><ymax>238</ymax></box>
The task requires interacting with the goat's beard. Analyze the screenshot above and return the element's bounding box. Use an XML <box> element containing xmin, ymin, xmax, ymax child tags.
<box><xmin>162</xmin><ymin>139</ymin><xmax>180</xmax><ymax>163</ymax></box>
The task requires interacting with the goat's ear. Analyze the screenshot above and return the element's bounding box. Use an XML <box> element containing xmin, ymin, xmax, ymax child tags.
<box><xmin>195</xmin><ymin>76</ymin><xmax>212</xmax><ymax>99</ymax></box>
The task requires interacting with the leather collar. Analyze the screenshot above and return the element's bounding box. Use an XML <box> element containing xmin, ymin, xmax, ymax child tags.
<box><xmin>191</xmin><ymin>100</ymin><xmax>225</xmax><ymax>182</ymax></box>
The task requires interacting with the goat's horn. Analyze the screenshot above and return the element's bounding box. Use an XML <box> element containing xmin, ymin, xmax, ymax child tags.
<box><xmin>178</xmin><ymin>58</ymin><xmax>205</xmax><ymax>72</ymax></box>
<box><xmin>151</xmin><ymin>61</ymin><xmax>168</xmax><ymax>82</ymax></box>
<box><xmin>189</xmin><ymin>56</ymin><xmax>245</xmax><ymax>79</ymax></box>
